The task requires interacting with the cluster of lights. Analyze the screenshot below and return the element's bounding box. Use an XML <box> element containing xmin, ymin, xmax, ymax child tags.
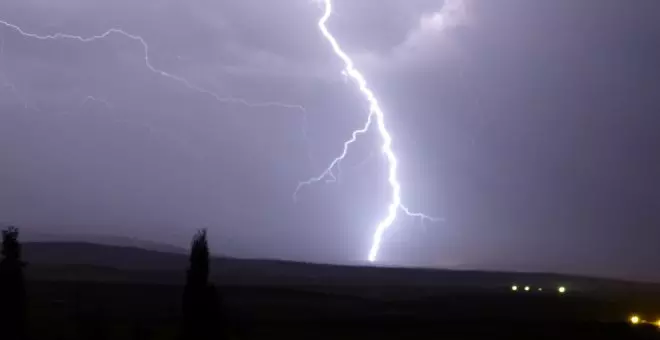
<box><xmin>509</xmin><ymin>287</ymin><xmax>658</xmax><ymax>327</ymax></box>
<box><xmin>629</xmin><ymin>314</ymin><xmax>660</xmax><ymax>328</ymax></box>
<box><xmin>511</xmin><ymin>285</ymin><xmax>566</xmax><ymax>294</ymax></box>
<box><xmin>509</xmin><ymin>288</ymin><xmax>660</xmax><ymax>328</ymax></box>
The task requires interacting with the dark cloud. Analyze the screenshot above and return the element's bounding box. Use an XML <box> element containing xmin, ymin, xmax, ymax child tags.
<box><xmin>1</xmin><ymin>0</ymin><xmax>660</xmax><ymax>281</ymax></box>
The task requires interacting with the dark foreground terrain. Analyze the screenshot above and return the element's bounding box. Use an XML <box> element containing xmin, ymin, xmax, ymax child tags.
<box><xmin>20</xmin><ymin>242</ymin><xmax>660</xmax><ymax>339</ymax></box>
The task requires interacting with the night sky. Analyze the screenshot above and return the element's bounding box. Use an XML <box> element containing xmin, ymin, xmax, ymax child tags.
<box><xmin>1</xmin><ymin>0</ymin><xmax>660</xmax><ymax>281</ymax></box>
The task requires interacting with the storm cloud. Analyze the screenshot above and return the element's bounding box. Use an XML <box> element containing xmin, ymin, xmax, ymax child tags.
<box><xmin>2</xmin><ymin>0</ymin><xmax>660</xmax><ymax>281</ymax></box>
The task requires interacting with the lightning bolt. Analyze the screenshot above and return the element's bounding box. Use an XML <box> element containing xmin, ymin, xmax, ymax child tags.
<box><xmin>294</xmin><ymin>111</ymin><xmax>373</xmax><ymax>197</ymax></box>
<box><xmin>298</xmin><ymin>0</ymin><xmax>441</xmax><ymax>262</ymax></box>
<box><xmin>80</xmin><ymin>95</ymin><xmax>112</xmax><ymax>109</ymax></box>
<box><xmin>0</xmin><ymin>20</ymin><xmax>306</xmax><ymax>113</ymax></box>
<box><xmin>0</xmin><ymin>17</ymin><xmax>314</xmax><ymax>171</ymax></box>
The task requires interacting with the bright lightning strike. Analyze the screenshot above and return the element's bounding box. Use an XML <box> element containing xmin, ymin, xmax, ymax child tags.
<box><xmin>302</xmin><ymin>0</ymin><xmax>440</xmax><ymax>262</ymax></box>
<box><xmin>0</xmin><ymin>20</ymin><xmax>306</xmax><ymax>113</ymax></box>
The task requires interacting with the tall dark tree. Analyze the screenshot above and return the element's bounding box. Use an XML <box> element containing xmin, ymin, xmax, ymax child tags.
<box><xmin>0</xmin><ymin>227</ymin><xmax>27</xmax><ymax>340</ymax></box>
<box><xmin>181</xmin><ymin>229</ymin><xmax>221</xmax><ymax>340</ymax></box>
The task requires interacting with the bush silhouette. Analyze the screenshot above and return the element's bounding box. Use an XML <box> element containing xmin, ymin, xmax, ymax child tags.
<box><xmin>0</xmin><ymin>227</ymin><xmax>27</xmax><ymax>340</ymax></box>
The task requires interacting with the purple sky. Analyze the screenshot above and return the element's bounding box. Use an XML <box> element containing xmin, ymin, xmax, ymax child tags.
<box><xmin>1</xmin><ymin>0</ymin><xmax>660</xmax><ymax>281</ymax></box>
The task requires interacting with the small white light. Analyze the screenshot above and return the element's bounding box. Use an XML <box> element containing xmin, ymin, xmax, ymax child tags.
<box><xmin>538</xmin><ymin>288</ymin><xmax>543</xmax><ymax>291</ymax></box>
<box><xmin>511</xmin><ymin>285</ymin><xmax>518</xmax><ymax>291</ymax></box>
<box><xmin>630</xmin><ymin>315</ymin><xmax>640</xmax><ymax>325</ymax></box>
<box><xmin>558</xmin><ymin>286</ymin><xmax>566</xmax><ymax>294</ymax></box>
<box><xmin>524</xmin><ymin>286</ymin><xmax>530</xmax><ymax>291</ymax></box>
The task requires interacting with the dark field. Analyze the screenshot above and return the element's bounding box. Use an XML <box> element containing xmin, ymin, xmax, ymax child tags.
<box><xmin>18</xmin><ymin>243</ymin><xmax>660</xmax><ymax>339</ymax></box>
<box><xmin>26</xmin><ymin>280</ymin><xmax>660</xmax><ymax>339</ymax></box>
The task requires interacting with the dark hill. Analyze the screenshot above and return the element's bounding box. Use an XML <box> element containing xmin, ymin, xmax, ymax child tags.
<box><xmin>19</xmin><ymin>242</ymin><xmax>660</xmax><ymax>338</ymax></box>
<box><xmin>21</xmin><ymin>242</ymin><xmax>660</xmax><ymax>297</ymax></box>
<box><xmin>24</xmin><ymin>242</ymin><xmax>189</xmax><ymax>271</ymax></box>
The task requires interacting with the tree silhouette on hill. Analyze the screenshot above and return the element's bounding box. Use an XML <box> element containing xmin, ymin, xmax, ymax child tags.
<box><xmin>181</xmin><ymin>229</ymin><xmax>223</xmax><ymax>340</ymax></box>
<box><xmin>0</xmin><ymin>227</ymin><xmax>27</xmax><ymax>340</ymax></box>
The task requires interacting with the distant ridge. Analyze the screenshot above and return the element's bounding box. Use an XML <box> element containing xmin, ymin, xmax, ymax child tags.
<box><xmin>23</xmin><ymin>242</ymin><xmax>189</xmax><ymax>271</ymax></box>
<box><xmin>21</xmin><ymin>231</ymin><xmax>187</xmax><ymax>254</ymax></box>
<box><xmin>20</xmin><ymin>242</ymin><xmax>660</xmax><ymax>296</ymax></box>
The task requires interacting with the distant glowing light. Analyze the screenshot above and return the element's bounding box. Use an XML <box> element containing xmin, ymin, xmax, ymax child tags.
<box><xmin>630</xmin><ymin>315</ymin><xmax>640</xmax><ymax>325</ymax></box>
<box><xmin>524</xmin><ymin>286</ymin><xmax>530</xmax><ymax>291</ymax></box>
<box><xmin>558</xmin><ymin>286</ymin><xmax>566</xmax><ymax>294</ymax></box>
<box><xmin>511</xmin><ymin>285</ymin><xmax>518</xmax><ymax>291</ymax></box>
<box><xmin>538</xmin><ymin>288</ymin><xmax>543</xmax><ymax>292</ymax></box>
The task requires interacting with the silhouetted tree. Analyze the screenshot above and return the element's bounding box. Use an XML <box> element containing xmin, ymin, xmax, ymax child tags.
<box><xmin>181</xmin><ymin>229</ymin><xmax>221</xmax><ymax>340</ymax></box>
<box><xmin>0</xmin><ymin>226</ymin><xmax>27</xmax><ymax>340</ymax></box>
